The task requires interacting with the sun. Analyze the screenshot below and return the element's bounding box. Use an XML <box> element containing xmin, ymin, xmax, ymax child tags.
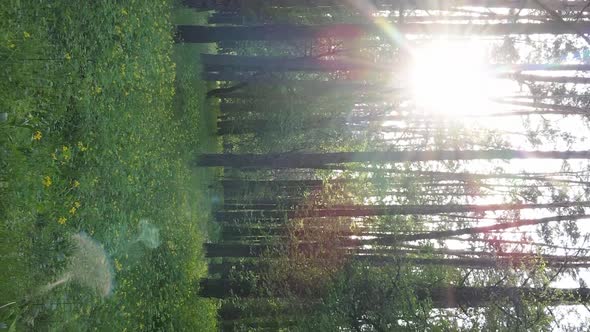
<box><xmin>409</xmin><ymin>40</ymin><xmax>508</xmax><ymax>116</ymax></box>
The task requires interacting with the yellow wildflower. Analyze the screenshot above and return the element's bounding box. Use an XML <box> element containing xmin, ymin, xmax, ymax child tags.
<box><xmin>23</xmin><ymin>31</ymin><xmax>31</xmax><ymax>39</ymax></box>
<box><xmin>64</xmin><ymin>52</ymin><xmax>71</xmax><ymax>61</ymax></box>
<box><xmin>69</xmin><ymin>206</ymin><xmax>77</xmax><ymax>215</ymax></box>
<box><xmin>50</xmin><ymin>153</ymin><xmax>57</xmax><ymax>160</ymax></box>
<box><xmin>33</xmin><ymin>131</ymin><xmax>42</xmax><ymax>141</ymax></box>
<box><xmin>62</xmin><ymin>145</ymin><xmax>69</xmax><ymax>152</ymax></box>
<box><xmin>42</xmin><ymin>176</ymin><xmax>52</xmax><ymax>187</ymax></box>
<box><xmin>77</xmin><ymin>141</ymin><xmax>87</xmax><ymax>151</ymax></box>
<box><xmin>94</xmin><ymin>86</ymin><xmax>102</xmax><ymax>94</ymax></box>
<box><xmin>114</xmin><ymin>258</ymin><xmax>123</xmax><ymax>272</ymax></box>
<box><xmin>74</xmin><ymin>201</ymin><xmax>81</xmax><ymax>208</ymax></box>
<box><xmin>73</xmin><ymin>180</ymin><xmax>80</xmax><ymax>188</ymax></box>
<box><xmin>58</xmin><ymin>216</ymin><xmax>67</xmax><ymax>225</ymax></box>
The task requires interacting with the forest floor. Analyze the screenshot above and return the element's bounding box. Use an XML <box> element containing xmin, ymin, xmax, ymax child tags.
<box><xmin>1</xmin><ymin>1</ymin><xmax>219</xmax><ymax>330</ymax></box>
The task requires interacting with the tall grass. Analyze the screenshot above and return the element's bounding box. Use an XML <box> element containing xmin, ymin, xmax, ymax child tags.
<box><xmin>1</xmin><ymin>1</ymin><xmax>218</xmax><ymax>330</ymax></box>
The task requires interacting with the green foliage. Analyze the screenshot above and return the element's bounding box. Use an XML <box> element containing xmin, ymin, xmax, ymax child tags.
<box><xmin>299</xmin><ymin>263</ymin><xmax>456</xmax><ymax>331</ymax></box>
<box><xmin>1</xmin><ymin>1</ymin><xmax>217</xmax><ymax>330</ymax></box>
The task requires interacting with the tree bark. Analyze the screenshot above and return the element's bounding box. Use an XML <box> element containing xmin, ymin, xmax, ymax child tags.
<box><xmin>200</xmin><ymin>277</ymin><xmax>258</xmax><ymax>298</ymax></box>
<box><xmin>176</xmin><ymin>22</ymin><xmax>590</xmax><ymax>43</ymax></box>
<box><xmin>216</xmin><ymin>201</ymin><xmax>590</xmax><ymax>220</ymax></box>
<box><xmin>221</xmin><ymin>179</ymin><xmax>325</xmax><ymax>190</ymax></box>
<box><xmin>493</xmin><ymin>100</ymin><xmax>589</xmax><ymax>115</ymax></box>
<box><xmin>382</xmin><ymin>214</ymin><xmax>590</xmax><ymax>242</ymax></box>
<box><xmin>201</xmin><ymin>276</ymin><xmax>590</xmax><ymax>309</ymax></box>
<box><xmin>204</xmin><ymin>243</ymin><xmax>276</xmax><ymax>257</ymax></box>
<box><xmin>425</xmin><ymin>286</ymin><xmax>590</xmax><ymax>308</ymax></box>
<box><xmin>202</xmin><ymin>54</ymin><xmax>386</xmax><ymax>72</ymax></box>
<box><xmin>220</xmin><ymin>225</ymin><xmax>291</xmax><ymax>241</ymax></box>
<box><xmin>218</xmin><ymin>298</ymin><xmax>316</xmax><ymax>320</ymax></box>
<box><xmin>220</xmin><ymin>317</ymin><xmax>297</xmax><ymax>331</ymax></box>
<box><xmin>353</xmin><ymin>254</ymin><xmax>590</xmax><ymax>269</ymax></box>
<box><xmin>217</xmin><ymin>117</ymin><xmax>388</xmax><ymax>135</ymax></box>
<box><xmin>512</xmin><ymin>73</ymin><xmax>590</xmax><ymax>84</ymax></box>
<box><xmin>390</xmin><ymin>170</ymin><xmax>589</xmax><ymax>185</ymax></box>
<box><xmin>208</xmin><ymin>12</ymin><xmax>244</xmax><ymax>25</ymax></box>
<box><xmin>204</xmin><ymin>54</ymin><xmax>590</xmax><ymax>73</ymax></box>
<box><xmin>183</xmin><ymin>0</ymin><xmax>588</xmax><ymax>12</ymax></box>
<box><xmin>196</xmin><ymin>149</ymin><xmax>590</xmax><ymax>168</ymax></box>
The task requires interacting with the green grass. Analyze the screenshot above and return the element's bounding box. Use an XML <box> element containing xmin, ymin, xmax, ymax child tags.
<box><xmin>1</xmin><ymin>1</ymin><xmax>219</xmax><ymax>330</ymax></box>
<box><xmin>172</xmin><ymin>8</ymin><xmax>223</xmax><ymax>242</ymax></box>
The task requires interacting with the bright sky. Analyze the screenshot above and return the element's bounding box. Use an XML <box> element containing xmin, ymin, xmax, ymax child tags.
<box><xmin>345</xmin><ymin>2</ymin><xmax>590</xmax><ymax>327</ymax></box>
<box><xmin>401</xmin><ymin>36</ymin><xmax>590</xmax><ymax>329</ymax></box>
<box><xmin>409</xmin><ymin>39</ymin><xmax>518</xmax><ymax>116</ymax></box>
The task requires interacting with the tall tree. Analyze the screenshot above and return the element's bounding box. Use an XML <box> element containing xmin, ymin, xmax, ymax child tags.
<box><xmin>177</xmin><ymin>23</ymin><xmax>590</xmax><ymax>43</ymax></box>
<box><xmin>184</xmin><ymin>0</ymin><xmax>589</xmax><ymax>12</ymax></box>
<box><xmin>197</xmin><ymin>149</ymin><xmax>590</xmax><ymax>168</ymax></box>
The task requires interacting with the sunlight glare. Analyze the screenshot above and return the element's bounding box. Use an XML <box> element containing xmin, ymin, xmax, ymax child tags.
<box><xmin>410</xmin><ymin>40</ymin><xmax>506</xmax><ymax>116</ymax></box>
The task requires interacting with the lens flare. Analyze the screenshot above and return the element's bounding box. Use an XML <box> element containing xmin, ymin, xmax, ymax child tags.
<box><xmin>409</xmin><ymin>40</ymin><xmax>512</xmax><ymax>116</ymax></box>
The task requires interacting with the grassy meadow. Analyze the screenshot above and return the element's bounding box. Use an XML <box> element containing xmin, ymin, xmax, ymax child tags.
<box><xmin>1</xmin><ymin>1</ymin><xmax>219</xmax><ymax>330</ymax></box>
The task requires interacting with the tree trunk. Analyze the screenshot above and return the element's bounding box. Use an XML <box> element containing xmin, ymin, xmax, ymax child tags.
<box><xmin>202</xmin><ymin>54</ymin><xmax>385</xmax><ymax>72</ymax></box>
<box><xmin>204</xmin><ymin>243</ymin><xmax>276</xmax><ymax>257</ymax></box>
<box><xmin>354</xmin><ymin>254</ymin><xmax>590</xmax><ymax>269</ymax></box>
<box><xmin>176</xmin><ymin>22</ymin><xmax>590</xmax><ymax>43</ymax></box>
<box><xmin>196</xmin><ymin>149</ymin><xmax>590</xmax><ymax>168</ymax></box>
<box><xmin>208</xmin><ymin>12</ymin><xmax>244</xmax><ymax>25</ymax></box>
<box><xmin>183</xmin><ymin>0</ymin><xmax>588</xmax><ymax>12</ymax></box>
<box><xmin>426</xmin><ymin>286</ymin><xmax>590</xmax><ymax>308</ymax></box>
<box><xmin>204</xmin><ymin>70</ymin><xmax>255</xmax><ymax>82</ymax></box>
<box><xmin>221</xmin><ymin>179</ymin><xmax>325</xmax><ymax>190</ymax></box>
<box><xmin>209</xmin><ymin>260</ymin><xmax>272</xmax><ymax>277</ymax></box>
<box><xmin>216</xmin><ymin>201</ymin><xmax>590</xmax><ymax>220</ymax></box>
<box><xmin>220</xmin><ymin>225</ymin><xmax>290</xmax><ymax>241</ymax></box>
<box><xmin>512</xmin><ymin>73</ymin><xmax>590</xmax><ymax>85</ymax></box>
<box><xmin>221</xmin><ymin>180</ymin><xmax>315</xmax><ymax>199</ymax></box>
<box><xmin>380</xmin><ymin>214</ymin><xmax>590</xmax><ymax>242</ymax></box>
<box><xmin>220</xmin><ymin>317</ymin><xmax>297</xmax><ymax>331</ymax></box>
<box><xmin>205</xmin><ymin>243</ymin><xmax>328</xmax><ymax>257</ymax></box>
<box><xmin>223</xmin><ymin>202</ymin><xmax>308</xmax><ymax>211</ymax></box>
<box><xmin>199</xmin><ymin>277</ymin><xmax>258</xmax><ymax>298</ymax></box>
<box><xmin>201</xmin><ymin>276</ymin><xmax>590</xmax><ymax>308</ymax></box>
<box><xmin>216</xmin><ymin>118</ymin><xmax>363</xmax><ymax>135</ymax></box>
<box><xmin>388</xmin><ymin>170</ymin><xmax>588</xmax><ymax>185</ymax></box>
<box><xmin>219</xmin><ymin>298</ymin><xmax>316</xmax><ymax>320</ymax></box>
<box><xmin>204</xmin><ymin>54</ymin><xmax>590</xmax><ymax>73</ymax></box>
